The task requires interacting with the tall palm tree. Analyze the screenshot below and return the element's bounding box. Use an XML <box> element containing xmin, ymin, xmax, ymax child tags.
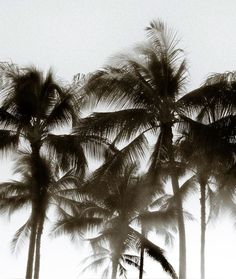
<box><xmin>76</xmin><ymin>19</ymin><xmax>188</xmax><ymax>278</ymax></box>
<box><xmin>0</xmin><ymin>64</ymin><xmax>107</xmax><ymax>278</ymax></box>
<box><xmin>178</xmin><ymin>71</ymin><xmax>236</xmax><ymax>279</ymax></box>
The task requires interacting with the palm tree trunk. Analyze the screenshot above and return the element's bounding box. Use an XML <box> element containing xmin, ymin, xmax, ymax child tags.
<box><xmin>171</xmin><ymin>174</ymin><xmax>186</xmax><ymax>279</ymax></box>
<box><xmin>33</xmin><ymin>216</ymin><xmax>45</xmax><ymax>279</ymax></box>
<box><xmin>26</xmin><ymin>142</ymin><xmax>41</xmax><ymax>279</ymax></box>
<box><xmin>199</xmin><ymin>176</ymin><xmax>207</xmax><ymax>279</ymax></box>
<box><xmin>139</xmin><ymin>225</ymin><xmax>145</xmax><ymax>279</ymax></box>
<box><xmin>111</xmin><ymin>257</ymin><xmax>119</xmax><ymax>279</ymax></box>
<box><xmin>164</xmin><ymin>123</ymin><xmax>187</xmax><ymax>279</ymax></box>
<box><xmin>25</xmin><ymin>206</ymin><xmax>38</xmax><ymax>279</ymax></box>
<box><xmin>139</xmin><ymin>245</ymin><xmax>144</xmax><ymax>279</ymax></box>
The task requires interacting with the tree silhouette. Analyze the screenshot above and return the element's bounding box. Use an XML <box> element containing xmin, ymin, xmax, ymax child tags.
<box><xmin>178</xmin><ymin>71</ymin><xmax>236</xmax><ymax>279</ymax></box>
<box><xmin>77</xmin><ymin>19</ymin><xmax>188</xmax><ymax>279</ymax></box>
<box><xmin>0</xmin><ymin>65</ymin><xmax>108</xmax><ymax>279</ymax></box>
<box><xmin>138</xmin><ymin>174</ymin><xmax>196</xmax><ymax>279</ymax></box>
<box><xmin>0</xmin><ymin>152</ymin><xmax>79</xmax><ymax>279</ymax></box>
<box><xmin>53</xmin><ymin>160</ymin><xmax>178</xmax><ymax>279</ymax></box>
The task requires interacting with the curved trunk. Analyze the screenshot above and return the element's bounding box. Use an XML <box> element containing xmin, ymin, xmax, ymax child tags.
<box><xmin>199</xmin><ymin>176</ymin><xmax>207</xmax><ymax>279</ymax></box>
<box><xmin>33</xmin><ymin>215</ymin><xmax>45</xmax><ymax>279</ymax></box>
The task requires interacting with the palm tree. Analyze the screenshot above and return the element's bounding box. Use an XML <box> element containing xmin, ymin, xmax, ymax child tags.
<box><xmin>0</xmin><ymin>152</ymin><xmax>79</xmax><ymax>279</ymax></box>
<box><xmin>138</xmin><ymin>174</ymin><xmax>196</xmax><ymax>279</ymax></box>
<box><xmin>76</xmin><ymin>19</ymin><xmax>188</xmax><ymax>278</ymax></box>
<box><xmin>53</xmin><ymin>161</ymin><xmax>178</xmax><ymax>279</ymax></box>
<box><xmin>0</xmin><ymin>64</ymin><xmax>108</xmax><ymax>278</ymax></box>
<box><xmin>178</xmin><ymin>71</ymin><xmax>236</xmax><ymax>279</ymax></box>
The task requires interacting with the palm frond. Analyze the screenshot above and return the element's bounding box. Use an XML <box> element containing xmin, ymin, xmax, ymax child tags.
<box><xmin>131</xmin><ymin>227</ymin><xmax>178</xmax><ymax>279</ymax></box>
<box><xmin>123</xmin><ymin>254</ymin><xmax>140</xmax><ymax>270</ymax></box>
<box><xmin>178</xmin><ymin>71</ymin><xmax>236</xmax><ymax>119</ymax></box>
<box><xmin>0</xmin><ymin>194</ymin><xmax>31</xmax><ymax>217</ymax></box>
<box><xmin>168</xmin><ymin>175</ymin><xmax>198</xmax><ymax>204</ymax></box>
<box><xmin>155</xmin><ymin>228</ymin><xmax>175</xmax><ymax>247</ymax></box>
<box><xmin>0</xmin><ymin>108</ymin><xmax>20</xmax><ymax>128</ymax></box>
<box><xmin>89</xmin><ymin>228</ymin><xmax>116</xmax><ymax>251</ymax></box>
<box><xmin>39</xmin><ymin>70</ymin><xmax>69</xmax><ymax>116</ymax></box>
<box><xmin>44</xmin><ymin>134</ymin><xmax>88</xmax><ymax>175</ymax></box>
<box><xmin>43</xmin><ymin>93</ymin><xmax>74</xmax><ymax>130</ymax></box>
<box><xmin>77</xmin><ymin>108</ymin><xmax>155</xmax><ymax>144</ymax></box>
<box><xmin>101</xmin><ymin>265</ymin><xmax>110</xmax><ymax>279</ymax></box>
<box><xmin>80</xmin><ymin>247</ymin><xmax>110</xmax><ymax>265</ymax></box>
<box><xmin>73</xmin><ymin>134</ymin><xmax>111</xmax><ymax>161</ymax></box>
<box><xmin>143</xmin><ymin>238</ymin><xmax>177</xmax><ymax>279</ymax></box>
<box><xmin>84</xmin><ymin>67</ymin><xmax>155</xmax><ymax>110</ymax></box>
<box><xmin>0</xmin><ymin>130</ymin><xmax>19</xmax><ymax>155</ymax></box>
<box><xmin>11</xmin><ymin>218</ymin><xmax>31</xmax><ymax>254</ymax></box>
<box><xmin>87</xmin><ymin>133</ymin><xmax>148</xmax><ymax>183</ymax></box>
<box><xmin>80</xmin><ymin>255</ymin><xmax>109</xmax><ymax>274</ymax></box>
<box><xmin>51</xmin><ymin>208</ymin><xmax>103</xmax><ymax>241</ymax></box>
<box><xmin>146</xmin><ymin>20</ymin><xmax>181</xmax><ymax>61</ymax></box>
<box><xmin>149</xmin><ymin>194</ymin><xmax>173</xmax><ymax>209</ymax></box>
<box><xmin>207</xmin><ymin>184</ymin><xmax>219</xmax><ymax>223</ymax></box>
<box><xmin>108</xmin><ymin>133</ymin><xmax>148</xmax><ymax>172</ymax></box>
<box><xmin>51</xmin><ymin>168</ymin><xmax>78</xmax><ymax>191</ymax></box>
<box><xmin>0</xmin><ymin>181</ymin><xmax>29</xmax><ymax>196</ymax></box>
<box><xmin>118</xmin><ymin>261</ymin><xmax>127</xmax><ymax>278</ymax></box>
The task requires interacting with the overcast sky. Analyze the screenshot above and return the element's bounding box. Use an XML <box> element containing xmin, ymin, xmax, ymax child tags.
<box><xmin>1</xmin><ymin>0</ymin><xmax>236</xmax><ymax>88</ymax></box>
<box><xmin>0</xmin><ymin>1</ymin><xmax>236</xmax><ymax>278</ymax></box>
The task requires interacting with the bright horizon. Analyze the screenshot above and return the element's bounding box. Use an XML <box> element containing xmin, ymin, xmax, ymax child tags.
<box><xmin>0</xmin><ymin>1</ymin><xmax>236</xmax><ymax>278</ymax></box>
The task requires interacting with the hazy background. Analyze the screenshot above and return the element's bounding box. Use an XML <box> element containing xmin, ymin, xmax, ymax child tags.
<box><xmin>0</xmin><ymin>1</ymin><xmax>235</xmax><ymax>278</ymax></box>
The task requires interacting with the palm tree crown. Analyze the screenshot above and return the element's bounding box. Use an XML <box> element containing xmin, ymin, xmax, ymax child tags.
<box><xmin>76</xmin><ymin>19</ymin><xmax>188</xmax><ymax>279</ymax></box>
<box><xmin>0</xmin><ymin>65</ymin><xmax>108</xmax><ymax>279</ymax></box>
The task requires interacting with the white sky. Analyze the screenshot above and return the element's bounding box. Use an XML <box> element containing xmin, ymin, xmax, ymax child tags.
<box><xmin>0</xmin><ymin>0</ymin><xmax>236</xmax><ymax>278</ymax></box>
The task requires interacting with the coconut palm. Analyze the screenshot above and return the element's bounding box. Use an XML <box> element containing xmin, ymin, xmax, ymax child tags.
<box><xmin>88</xmin><ymin>140</ymin><xmax>185</xmax><ymax>279</ymax></box>
<box><xmin>53</xmin><ymin>160</ymin><xmax>178</xmax><ymax>279</ymax></box>
<box><xmin>0</xmin><ymin>152</ymin><xmax>80</xmax><ymax>279</ymax></box>
<box><xmin>138</xmin><ymin>173</ymin><xmax>197</xmax><ymax>279</ymax></box>
<box><xmin>76</xmin><ymin>19</ymin><xmax>188</xmax><ymax>278</ymax></box>
<box><xmin>0</xmin><ymin>64</ymin><xmax>108</xmax><ymax>279</ymax></box>
<box><xmin>178</xmin><ymin>71</ymin><xmax>236</xmax><ymax>279</ymax></box>
<box><xmin>177</xmin><ymin>117</ymin><xmax>236</xmax><ymax>279</ymax></box>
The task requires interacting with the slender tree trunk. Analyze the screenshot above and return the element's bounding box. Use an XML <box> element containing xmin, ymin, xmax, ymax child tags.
<box><xmin>199</xmin><ymin>176</ymin><xmax>207</xmax><ymax>279</ymax></box>
<box><xmin>164</xmin><ymin>123</ymin><xmax>187</xmax><ymax>279</ymax></box>
<box><xmin>171</xmin><ymin>174</ymin><xmax>186</xmax><ymax>279</ymax></box>
<box><xmin>139</xmin><ymin>245</ymin><xmax>144</xmax><ymax>279</ymax></box>
<box><xmin>26</xmin><ymin>142</ymin><xmax>41</xmax><ymax>279</ymax></box>
<box><xmin>111</xmin><ymin>225</ymin><xmax>126</xmax><ymax>279</ymax></box>
<box><xmin>33</xmin><ymin>216</ymin><xmax>45</xmax><ymax>279</ymax></box>
<box><xmin>111</xmin><ymin>257</ymin><xmax>119</xmax><ymax>279</ymax></box>
<box><xmin>139</xmin><ymin>225</ymin><xmax>145</xmax><ymax>279</ymax></box>
<box><xmin>25</xmin><ymin>206</ymin><xmax>38</xmax><ymax>279</ymax></box>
